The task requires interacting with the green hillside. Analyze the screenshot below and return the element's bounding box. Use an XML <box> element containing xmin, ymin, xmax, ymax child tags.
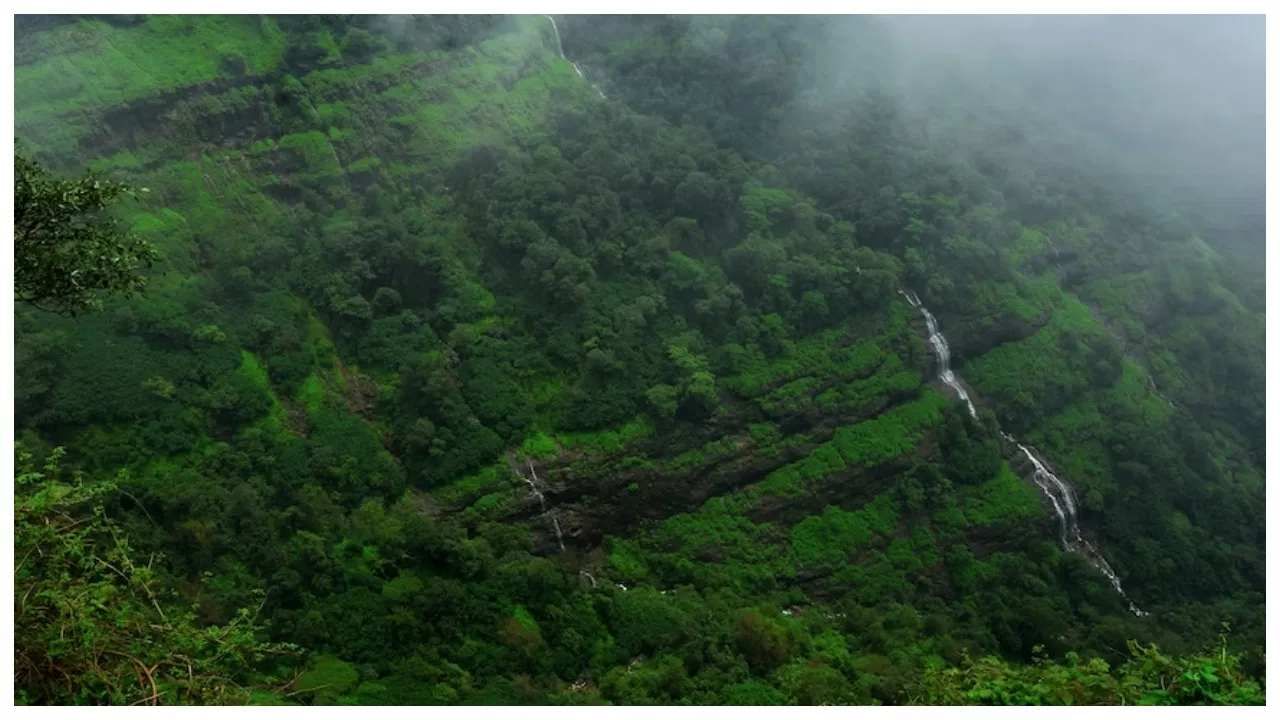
<box><xmin>14</xmin><ymin>15</ymin><xmax>1264</xmax><ymax>705</ymax></box>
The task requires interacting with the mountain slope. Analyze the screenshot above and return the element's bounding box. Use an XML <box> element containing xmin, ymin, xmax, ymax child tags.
<box><xmin>14</xmin><ymin>14</ymin><xmax>1264</xmax><ymax>705</ymax></box>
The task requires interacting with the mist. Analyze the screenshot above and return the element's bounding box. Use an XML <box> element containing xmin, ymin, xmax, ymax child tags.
<box><xmin>820</xmin><ymin>14</ymin><xmax>1265</xmax><ymax>260</ymax></box>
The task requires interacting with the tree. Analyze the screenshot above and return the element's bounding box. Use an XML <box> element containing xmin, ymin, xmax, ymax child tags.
<box><xmin>645</xmin><ymin>383</ymin><xmax>680</xmax><ymax>421</ymax></box>
<box><xmin>938</xmin><ymin>406</ymin><xmax>1002</xmax><ymax>486</ymax></box>
<box><xmin>14</xmin><ymin>447</ymin><xmax>292</xmax><ymax>705</ymax></box>
<box><xmin>733</xmin><ymin>610</ymin><xmax>793</xmax><ymax>673</ymax></box>
<box><xmin>911</xmin><ymin>640</ymin><xmax>1264</xmax><ymax>705</ymax></box>
<box><xmin>15</xmin><ymin>152</ymin><xmax>158</xmax><ymax>314</ymax></box>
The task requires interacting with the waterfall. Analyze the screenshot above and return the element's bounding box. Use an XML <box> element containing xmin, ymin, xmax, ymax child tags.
<box><xmin>905</xmin><ymin>290</ymin><xmax>1147</xmax><ymax>616</ymax></box>
<box><xmin>550</xmin><ymin>512</ymin><xmax>566</xmax><ymax>551</ymax></box>
<box><xmin>900</xmin><ymin>290</ymin><xmax>977</xmax><ymax>419</ymax></box>
<box><xmin>543</xmin><ymin>15</ymin><xmax>607</xmax><ymax>99</ymax></box>
<box><xmin>544</xmin><ymin>14</ymin><xmax>568</xmax><ymax>59</ymax></box>
<box><xmin>518</xmin><ymin>462</ymin><xmax>547</xmax><ymax>512</ymax></box>
<box><xmin>1010</xmin><ymin>438</ymin><xmax>1149</xmax><ymax>617</ymax></box>
<box><xmin>513</xmin><ymin>456</ymin><xmax>567</xmax><ymax>553</ymax></box>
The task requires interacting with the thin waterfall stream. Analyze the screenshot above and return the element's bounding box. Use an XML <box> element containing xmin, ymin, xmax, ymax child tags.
<box><xmin>543</xmin><ymin>15</ymin><xmax>607</xmax><ymax>99</ymax></box>
<box><xmin>902</xmin><ymin>289</ymin><xmax>1148</xmax><ymax>617</ymax></box>
<box><xmin>512</xmin><ymin>456</ymin><xmax>566</xmax><ymax>552</ymax></box>
<box><xmin>901</xmin><ymin>290</ymin><xmax>978</xmax><ymax>420</ymax></box>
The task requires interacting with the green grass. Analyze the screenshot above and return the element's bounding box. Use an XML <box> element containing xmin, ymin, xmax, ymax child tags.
<box><xmin>1026</xmin><ymin>360</ymin><xmax>1175</xmax><ymax>503</ymax></box>
<box><xmin>790</xmin><ymin>494</ymin><xmax>898</xmax><ymax>572</ymax></box>
<box><xmin>296</xmin><ymin>372</ymin><xmax>328</xmax><ymax>417</ymax></box>
<box><xmin>17</xmin><ymin>14</ymin><xmax>587</xmax><ymax>224</ymax></box>
<box><xmin>809</xmin><ymin>355</ymin><xmax>921</xmax><ymax>418</ymax></box>
<box><xmin>963</xmin><ymin>293</ymin><xmax>1106</xmax><ymax>409</ymax></box>
<box><xmin>520</xmin><ymin>431</ymin><xmax>559</xmax><ymax>460</ymax></box>
<box><xmin>275</xmin><ymin>131</ymin><xmax>344</xmax><ymax>178</ymax></box>
<box><xmin>958</xmin><ymin>463</ymin><xmax>1043</xmax><ymax>528</ymax></box>
<box><xmin>555</xmin><ymin>417</ymin><xmax>654</xmax><ymax>454</ymax></box>
<box><xmin>375</xmin><ymin>16</ymin><xmax>594</xmax><ymax>164</ymax></box>
<box><xmin>429</xmin><ymin>463</ymin><xmax>507</xmax><ymax>509</ymax></box>
<box><xmin>725</xmin><ymin>304</ymin><xmax>905</xmax><ymax>402</ymax></box>
<box><xmin>623</xmin><ymin>503</ymin><xmax>790</xmax><ymax>591</ymax></box>
<box><xmin>967</xmin><ymin>276</ymin><xmax>1061</xmax><ymax>327</ymax></box>
<box><xmin>756</xmin><ymin>389</ymin><xmax>948</xmax><ymax>500</ymax></box>
<box><xmin>17</xmin><ymin>16</ymin><xmax>287</xmax><ymax>153</ymax></box>
<box><xmin>239</xmin><ymin>351</ymin><xmax>289</xmax><ymax>435</ymax></box>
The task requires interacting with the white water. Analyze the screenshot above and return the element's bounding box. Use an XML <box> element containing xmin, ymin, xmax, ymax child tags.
<box><xmin>519</xmin><ymin>460</ymin><xmax>547</xmax><ymax>512</ymax></box>
<box><xmin>905</xmin><ymin>290</ymin><xmax>1147</xmax><ymax>616</ymax></box>
<box><xmin>901</xmin><ymin>290</ymin><xmax>978</xmax><ymax>419</ymax></box>
<box><xmin>514</xmin><ymin>457</ymin><xmax>567</xmax><ymax>552</ymax></box>
<box><xmin>550</xmin><ymin>512</ymin><xmax>566</xmax><ymax>551</ymax></box>
<box><xmin>543</xmin><ymin>15</ymin><xmax>607</xmax><ymax>99</ymax></box>
<box><xmin>1010</xmin><ymin>438</ymin><xmax>1149</xmax><ymax>617</ymax></box>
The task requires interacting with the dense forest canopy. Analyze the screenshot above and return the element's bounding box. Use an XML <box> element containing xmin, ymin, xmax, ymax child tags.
<box><xmin>12</xmin><ymin>14</ymin><xmax>1265</xmax><ymax>705</ymax></box>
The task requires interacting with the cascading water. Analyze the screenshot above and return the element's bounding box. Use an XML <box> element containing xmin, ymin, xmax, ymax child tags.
<box><xmin>1006</xmin><ymin>435</ymin><xmax>1073</xmax><ymax>547</ymax></box>
<box><xmin>543</xmin><ymin>15</ymin><xmax>607</xmax><ymax>99</ymax></box>
<box><xmin>904</xmin><ymin>290</ymin><xmax>1147</xmax><ymax>617</ymax></box>
<box><xmin>900</xmin><ymin>290</ymin><xmax>977</xmax><ymax>419</ymax></box>
<box><xmin>513</xmin><ymin>457</ymin><xmax>566</xmax><ymax>553</ymax></box>
<box><xmin>550</xmin><ymin>512</ymin><xmax>566</xmax><ymax>551</ymax></box>
<box><xmin>518</xmin><ymin>462</ymin><xmax>546</xmax><ymax>512</ymax></box>
<box><xmin>1009</xmin><ymin>437</ymin><xmax>1149</xmax><ymax>617</ymax></box>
